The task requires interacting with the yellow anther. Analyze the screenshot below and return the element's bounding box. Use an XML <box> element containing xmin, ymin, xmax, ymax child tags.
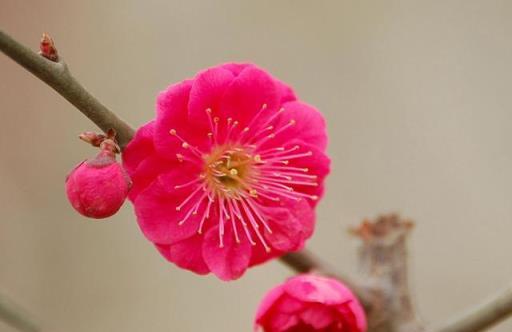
<box><xmin>229</xmin><ymin>169</ymin><xmax>238</xmax><ymax>176</ymax></box>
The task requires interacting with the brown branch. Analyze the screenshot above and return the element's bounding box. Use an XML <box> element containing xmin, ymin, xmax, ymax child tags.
<box><xmin>0</xmin><ymin>292</ymin><xmax>41</xmax><ymax>332</ymax></box>
<box><xmin>434</xmin><ymin>285</ymin><xmax>512</xmax><ymax>332</ymax></box>
<box><xmin>0</xmin><ymin>29</ymin><xmax>134</xmax><ymax>148</ymax></box>
<box><xmin>352</xmin><ymin>214</ymin><xmax>425</xmax><ymax>332</ymax></box>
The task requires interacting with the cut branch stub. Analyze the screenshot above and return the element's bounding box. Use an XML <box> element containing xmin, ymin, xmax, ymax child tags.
<box><xmin>352</xmin><ymin>213</ymin><xmax>425</xmax><ymax>332</ymax></box>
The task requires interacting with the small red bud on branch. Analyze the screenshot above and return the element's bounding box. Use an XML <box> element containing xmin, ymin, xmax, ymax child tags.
<box><xmin>39</xmin><ymin>32</ymin><xmax>58</xmax><ymax>61</ymax></box>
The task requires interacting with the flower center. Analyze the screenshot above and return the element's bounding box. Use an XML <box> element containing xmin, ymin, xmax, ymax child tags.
<box><xmin>204</xmin><ymin>145</ymin><xmax>255</xmax><ymax>195</ymax></box>
<box><xmin>168</xmin><ymin>104</ymin><xmax>320</xmax><ymax>251</ymax></box>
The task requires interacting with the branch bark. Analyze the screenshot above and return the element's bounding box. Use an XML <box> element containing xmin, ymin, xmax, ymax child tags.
<box><xmin>0</xmin><ymin>29</ymin><xmax>134</xmax><ymax>148</ymax></box>
<box><xmin>0</xmin><ymin>292</ymin><xmax>41</xmax><ymax>332</ymax></box>
<box><xmin>434</xmin><ymin>285</ymin><xmax>512</xmax><ymax>332</ymax></box>
<box><xmin>352</xmin><ymin>214</ymin><xmax>425</xmax><ymax>332</ymax></box>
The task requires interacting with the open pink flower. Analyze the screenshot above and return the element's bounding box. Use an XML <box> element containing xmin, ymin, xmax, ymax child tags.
<box><xmin>122</xmin><ymin>63</ymin><xmax>330</xmax><ymax>280</ymax></box>
<box><xmin>255</xmin><ymin>274</ymin><xmax>367</xmax><ymax>332</ymax></box>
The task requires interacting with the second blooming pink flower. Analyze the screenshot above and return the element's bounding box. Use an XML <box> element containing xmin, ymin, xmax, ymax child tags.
<box><xmin>122</xmin><ymin>63</ymin><xmax>330</xmax><ymax>280</ymax></box>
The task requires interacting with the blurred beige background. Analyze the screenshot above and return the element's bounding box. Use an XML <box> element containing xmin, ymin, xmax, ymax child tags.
<box><xmin>2</xmin><ymin>0</ymin><xmax>512</xmax><ymax>331</ymax></box>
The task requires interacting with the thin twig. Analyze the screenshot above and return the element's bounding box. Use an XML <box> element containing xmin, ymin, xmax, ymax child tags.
<box><xmin>0</xmin><ymin>292</ymin><xmax>41</xmax><ymax>332</ymax></box>
<box><xmin>0</xmin><ymin>29</ymin><xmax>134</xmax><ymax>148</ymax></box>
<box><xmin>434</xmin><ymin>285</ymin><xmax>512</xmax><ymax>332</ymax></box>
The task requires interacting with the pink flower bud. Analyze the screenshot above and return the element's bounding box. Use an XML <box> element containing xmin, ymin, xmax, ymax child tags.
<box><xmin>66</xmin><ymin>149</ymin><xmax>131</xmax><ymax>219</ymax></box>
<box><xmin>255</xmin><ymin>274</ymin><xmax>367</xmax><ymax>332</ymax></box>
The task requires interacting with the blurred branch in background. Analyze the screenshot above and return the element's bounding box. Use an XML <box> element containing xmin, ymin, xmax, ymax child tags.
<box><xmin>351</xmin><ymin>214</ymin><xmax>425</xmax><ymax>332</ymax></box>
<box><xmin>435</xmin><ymin>285</ymin><xmax>512</xmax><ymax>332</ymax></box>
<box><xmin>2</xmin><ymin>28</ymin><xmax>512</xmax><ymax>332</ymax></box>
<box><xmin>0</xmin><ymin>292</ymin><xmax>41</xmax><ymax>332</ymax></box>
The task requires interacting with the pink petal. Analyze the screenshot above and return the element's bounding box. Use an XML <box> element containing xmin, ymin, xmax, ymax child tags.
<box><xmin>249</xmin><ymin>198</ymin><xmax>316</xmax><ymax>267</ymax></box>
<box><xmin>255</xmin><ymin>284</ymin><xmax>286</xmax><ymax>323</ymax></box>
<box><xmin>269</xmin><ymin>101</ymin><xmax>328</xmax><ymax>152</ymax></box>
<box><xmin>281</xmin><ymin>140</ymin><xmax>331</xmax><ymax>207</ymax></box>
<box><xmin>126</xmin><ymin>154</ymin><xmax>176</xmax><ymax>201</ymax></box>
<box><xmin>219</xmin><ymin>65</ymin><xmax>280</xmax><ymax>130</ymax></box>
<box><xmin>336</xmin><ymin>300</ymin><xmax>367</xmax><ymax>332</ymax></box>
<box><xmin>263</xmin><ymin>198</ymin><xmax>315</xmax><ymax>252</ymax></box>
<box><xmin>134</xmin><ymin>173</ymin><xmax>202</xmax><ymax>244</ymax></box>
<box><xmin>275</xmin><ymin>295</ymin><xmax>305</xmax><ymax>314</ymax></box>
<box><xmin>221</xmin><ymin>63</ymin><xmax>296</xmax><ymax>103</ymax></box>
<box><xmin>299</xmin><ymin>304</ymin><xmax>335</xmax><ymax>329</ymax></box>
<box><xmin>154</xmin><ymin>80</ymin><xmax>206</xmax><ymax>156</ymax></box>
<box><xmin>284</xmin><ymin>275</ymin><xmax>349</xmax><ymax>305</ymax></box>
<box><xmin>221</xmin><ymin>62</ymin><xmax>250</xmax><ymax>76</ymax></box>
<box><xmin>122</xmin><ymin>121</ymin><xmax>155</xmax><ymax>175</ymax></box>
<box><xmin>202</xmin><ymin>225</ymin><xmax>252</xmax><ymax>281</ymax></box>
<box><xmin>274</xmin><ymin>78</ymin><xmax>297</xmax><ymax>104</ymax></box>
<box><xmin>187</xmin><ymin>66</ymin><xmax>235</xmax><ymax>143</ymax></box>
<box><xmin>248</xmin><ymin>241</ymin><xmax>283</xmax><ymax>267</ymax></box>
<box><xmin>268</xmin><ymin>312</ymin><xmax>299</xmax><ymax>332</ymax></box>
<box><xmin>156</xmin><ymin>235</ymin><xmax>209</xmax><ymax>275</ymax></box>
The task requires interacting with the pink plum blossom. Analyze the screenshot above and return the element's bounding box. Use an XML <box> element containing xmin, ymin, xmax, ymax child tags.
<box><xmin>255</xmin><ymin>274</ymin><xmax>367</xmax><ymax>332</ymax></box>
<box><xmin>122</xmin><ymin>63</ymin><xmax>330</xmax><ymax>280</ymax></box>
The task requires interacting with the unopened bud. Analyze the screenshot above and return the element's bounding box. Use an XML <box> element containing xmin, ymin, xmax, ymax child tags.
<box><xmin>39</xmin><ymin>33</ymin><xmax>59</xmax><ymax>61</ymax></box>
<box><xmin>66</xmin><ymin>151</ymin><xmax>131</xmax><ymax>219</ymax></box>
